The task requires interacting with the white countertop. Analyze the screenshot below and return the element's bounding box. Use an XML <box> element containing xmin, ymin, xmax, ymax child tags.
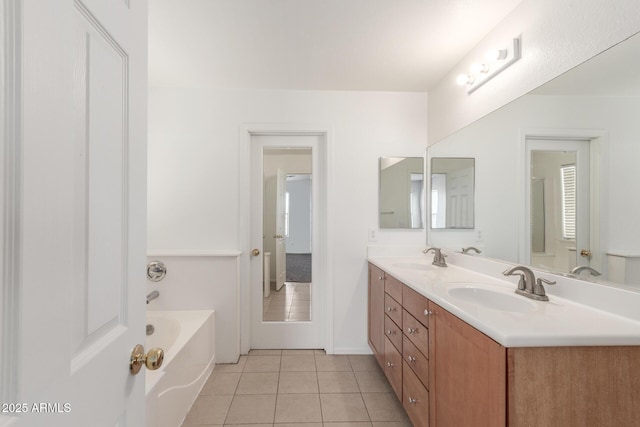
<box><xmin>368</xmin><ymin>255</ymin><xmax>640</xmax><ymax>347</ymax></box>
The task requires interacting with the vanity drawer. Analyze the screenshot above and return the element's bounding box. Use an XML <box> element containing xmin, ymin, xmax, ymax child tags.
<box><xmin>403</xmin><ymin>285</ymin><xmax>430</xmax><ymax>328</ymax></box>
<box><xmin>403</xmin><ymin>335</ymin><xmax>429</xmax><ymax>388</ymax></box>
<box><xmin>384</xmin><ymin>293</ymin><xmax>403</xmax><ymax>327</ymax></box>
<box><xmin>403</xmin><ymin>310</ymin><xmax>429</xmax><ymax>356</ymax></box>
<box><xmin>384</xmin><ymin>314</ymin><xmax>402</xmax><ymax>352</ymax></box>
<box><xmin>384</xmin><ymin>337</ymin><xmax>403</xmax><ymax>401</ymax></box>
<box><xmin>403</xmin><ymin>361</ymin><xmax>430</xmax><ymax>427</ymax></box>
<box><xmin>385</xmin><ymin>273</ymin><xmax>403</xmax><ymax>303</ymax></box>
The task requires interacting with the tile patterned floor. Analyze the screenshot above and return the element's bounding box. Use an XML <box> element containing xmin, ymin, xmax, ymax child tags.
<box><xmin>182</xmin><ymin>350</ymin><xmax>412</xmax><ymax>427</ymax></box>
<box><xmin>263</xmin><ymin>283</ymin><xmax>311</xmax><ymax>322</ymax></box>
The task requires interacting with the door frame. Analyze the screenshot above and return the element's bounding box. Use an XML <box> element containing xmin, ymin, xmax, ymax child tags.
<box><xmin>517</xmin><ymin>128</ymin><xmax>607</xmax><ymax>275</ymax></box>
<box><xmin>239</xmin><ymin>124</ymin><xmax>333</xmax><ymax>354</ymax></box>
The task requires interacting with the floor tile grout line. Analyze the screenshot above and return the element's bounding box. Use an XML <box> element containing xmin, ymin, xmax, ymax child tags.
<box><xmin>272</xmin><ymin>361</ymin><xmax>281</xmax><ymax>425</ymax></box>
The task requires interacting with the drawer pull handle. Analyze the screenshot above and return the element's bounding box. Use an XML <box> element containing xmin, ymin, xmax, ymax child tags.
<box><xmin>407</xmin><ymin>327</ymin><xmax>417</xmax><ymax>334</ymax></box>
<box><xmin>424</xmin><ymin>309</ymin><xmax>433</xmax><ymax>316</ymax></box>
<box><xmin>378</xmin><ymin>276</ymin><xmax>383</xmax><ymax>281</ymax></box>
<box><xmin>386</xmin><ymin>329</ymin><xmax>396</xmax><ymax>335</ymax></box>
<box><xmin>386</xmin><ymin>306</ymin><xmax>396</xmax><ymax>312</ymax></box>
<box><xmin>386</xmin><ymin>362</ymin><xmax>396</xmax><ymax>368</ymax></box>
<box><xmin>408</xmin><ymin>397</ymin><xmax>418</xmax><ymax>404</ymax></box>
<box><xmin>407</xmin><ymin>356</ymin><xmax>416</xmax><ymax>363</ymax></box>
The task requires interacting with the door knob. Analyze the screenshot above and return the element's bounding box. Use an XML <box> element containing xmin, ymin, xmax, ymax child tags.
<box><xmin>130</xmin><ymin>344</ymin><xmax>164</xmax><ymax>375</ymax></box>
<box><xmin>580</xmin><ymin>249</ymin><xmax>592</xmax><ymax>258</ymax></box>
<box><xmin>251</xmin><ymin>248</ymin><xmax>260</xmax><ymax>256</ymax></box>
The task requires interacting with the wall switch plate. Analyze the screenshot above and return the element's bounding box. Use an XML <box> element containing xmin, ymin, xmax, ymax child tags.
<box><xmin>368</xmin><ymin>228</ymin><xmax>378</xmax><ymax>242</ymax></box>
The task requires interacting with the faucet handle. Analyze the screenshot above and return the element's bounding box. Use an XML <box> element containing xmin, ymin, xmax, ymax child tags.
<box><xmin>502</xmin><ymin>269</ymin><xmax>526</xmax><ymax>291</ymax></box>
<box><xmin>534</xmin><ymin>278</ymin><xmax>556</xmax><ymax>297</ymax></box>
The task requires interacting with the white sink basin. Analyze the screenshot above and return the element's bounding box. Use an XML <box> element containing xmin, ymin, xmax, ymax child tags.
<box><xmin>392</xmin><ymin>262</ymin><xmax>432</xmax><ymax>271</ymax></box>
<box><xmin>446</xmin><ymin>284</ymin><xmax>537</xmax><ymax>313</ymax></box>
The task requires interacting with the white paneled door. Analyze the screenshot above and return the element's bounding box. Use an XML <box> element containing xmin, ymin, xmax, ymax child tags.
<box><xmin>1</xmin><ymin>1</ymin><xmax>148</xmax><ymax>426</ymax></box>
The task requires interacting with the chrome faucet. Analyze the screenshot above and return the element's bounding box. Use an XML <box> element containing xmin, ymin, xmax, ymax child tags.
<box><xmin>461</xmin><ymin>246</ymin><xmax>482</xmax><ymax>254</ymax></box>
<box><xmin>570</xmin><ymin>265</ymin><xmax>601</xmax><ymax>277</ymax></box>
<box><xmin>146</xmin><ymin>290</ymin><xmax>160</xmax><ymax>304</ymax></box>
<box><xmin>423</xmin><ymin>247</ymin><xmax>447</xmax><ymax>267</ymax></box>
<box><xmin>502</xmin><ymin>265</ymin><xmax>555</xmax><ymax>301</ymax></box>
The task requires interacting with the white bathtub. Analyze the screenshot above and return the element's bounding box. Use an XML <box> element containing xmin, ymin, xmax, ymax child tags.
<box><xmin>145</xmin><ymin>310</ymin><xmax>216</xmax><ymax>427</ymax></box>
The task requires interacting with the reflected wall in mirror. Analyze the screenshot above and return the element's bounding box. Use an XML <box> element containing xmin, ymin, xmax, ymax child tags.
<box><xmin>379</xmin><ymin>157</ymin><xmax>424</xmax><ymax>229</ymax></box>
<box><xmin>430</xmin><ymin>158</ymin><xmax>475</xmax><ymax>229</ymax></box>
<box><xmin>428</xmin><ymin>30</ymin><xmax>640</xmax><ymax>288</ymax></box>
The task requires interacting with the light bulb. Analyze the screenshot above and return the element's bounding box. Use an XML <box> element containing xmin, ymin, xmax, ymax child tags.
<box><xmin>456</xmin><ymin>74</ymin><xmax>473</xmax><ymax>86</ymax></box>
<box><xmin>469</xmin><ymin>62</ymin><xmax>489</xmax><ymax>74</ymax></box>
<box><xmin>485</xmin><ymin>48</ymin><xmax>507</xmax><ymax>62</ymax></box>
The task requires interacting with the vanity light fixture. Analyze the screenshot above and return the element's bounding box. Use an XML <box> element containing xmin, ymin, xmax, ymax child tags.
<box><xmin>456</xmin><ymin>36</ymin><xmax>521</xmax><ymax>94</ymax></box>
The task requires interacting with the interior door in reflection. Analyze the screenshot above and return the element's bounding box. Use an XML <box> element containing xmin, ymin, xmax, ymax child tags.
<box><xmin>528</xmin><ymin>139</ymin><xmax>590</xmax><ymax>273</ymax></box>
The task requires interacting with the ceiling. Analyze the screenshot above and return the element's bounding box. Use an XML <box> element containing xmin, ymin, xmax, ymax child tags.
<box><xmin>149</xmin><ymin>0</ymin><xmax>523</xmax><ymax>92</ymax></box>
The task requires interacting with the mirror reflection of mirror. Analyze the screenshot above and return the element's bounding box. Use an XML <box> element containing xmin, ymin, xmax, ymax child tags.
<box><xmin>428</xmin><ymin>30</ymin><xmax>640</xmax><ymax>288</ymax></box>
<box><xmin>379</xmin><ymin>157</ymin><xmax>424</xmax><ymax>229</ymax></box>
<box><xmin>430</xmin><ymin>158</ymin><xmax>475</xmax><ymax>229</ymax></box>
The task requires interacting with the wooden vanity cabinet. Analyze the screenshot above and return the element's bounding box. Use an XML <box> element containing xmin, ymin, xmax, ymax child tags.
<box><xmin>368</xmin><ymin>263</ymin><xmax>640</xmax><ymax>427</ymax></box>
<box><xmin>403</xmin><ymin>360</ymin><xmax>430</xmax><ymax>427</ymax></box>
<box><xmin>369</xmin><ymin>262</ymin><xmax>404</xmax><ymax>398</ymax></box>
<box><xmin>384</xmin><ymin>336</ymin><xmax>403</xmax><ymax>399</ymax></box>
<box><xmin>369</xmin><ymin>264</ymin><xmax>505</xmax><ymax>427</ymax></box>
<box><xmin>428</xmin><ymin>302</ymin><xmax>506</xmax><ymax>427</ymax></box>
<box><xmin>368</xmin><ymin>263</ymin><xmax>385</xmax><ymax>366</ymax></box>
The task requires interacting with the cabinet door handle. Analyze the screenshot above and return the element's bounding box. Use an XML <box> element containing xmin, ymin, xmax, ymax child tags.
<box><xmin>424</xmin><ymin>309</ymin><xmax>432</xmax><ymax>316</ymax></box>
<box><xmin>408</xmin><ymin>397</ymin><xmax>418</xmax><ymax>404</ymax></box>
<box><xmin>386</xmin><ymin>362</ymin><xmax>396</xmax><ymax>368</ymax></box>
<box><xmin>407</xmin><ymin>356</ymin><xmax>416</xmax><ymax>363</ymax></box>
<box><xmin>378</xmin><ymin>276</ymin><xmax>383</xmax><ymax>281</ymax></box>
<box><xmin>386</xmin><ymin>329</ymin><xmax>396</xmax><ymax>335</ymax></box>
<box><xmin>407</xmin><ymin>327</ymin><xmax>417</xmax><ymax>334</ymax></box>
<box><xmin>386</xmin><ymin>306</ymin><xmax>396</xmax><ymax>312</ymax></box>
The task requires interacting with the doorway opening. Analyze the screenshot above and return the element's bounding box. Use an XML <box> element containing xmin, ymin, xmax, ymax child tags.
<box><xmin>523</xmin><ymin>135</ymin><xmax>602</xmax><ymax>275</ymax></box>
<box><xmin>263</xmin><ymin>150</ymin><xmax>313</xmax><ymax>322</ymax></box>
<box><xmin>245</xmin><ymin>129</ymin><xmax>328</xmax><ymax>351</ymax></box>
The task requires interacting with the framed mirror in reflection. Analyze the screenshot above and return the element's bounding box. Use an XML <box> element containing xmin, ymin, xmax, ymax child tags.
<box><xmin>379</xmin><ymin>157</ymin><xmax>424</xmax><ymax>229</ymax></box>
<box><xmin>430</xmin><ymin>158</ymin><xmax>475</xmax><ymax>229</ymax></box>
<box><xmin>428</xmin><ymin>30</ymin><xmax>640</xmax><ymax>288</ymax></box>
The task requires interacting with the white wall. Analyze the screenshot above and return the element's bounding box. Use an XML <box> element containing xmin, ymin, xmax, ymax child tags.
<box><xmin>286</xmin><ymin>177</ymin><xmax>312</xmax><ymax>254</ymax></box>
<box><xmin>148</xmin><ymin>88</ymin><xmax>428</xmax><ymax>354</ymax></box>
<box><xmin>428</xmin><ymin>0</ymin><xmax>640</xmax><ymax>143</ymax></box>
<box><xmin>428</xmin><ymin>94</ymin><xmax>640</xmax><ymax>280</ymax></box>
<box><xmin>145</xmin><ymin>255</ymin><xmax>240</xmax><ymax>363</ymax></box>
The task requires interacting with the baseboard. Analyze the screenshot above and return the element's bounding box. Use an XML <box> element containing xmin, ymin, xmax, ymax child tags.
<box><xmin>331</xmin><ymin>346</ymin><xmax>373</xmax><ymax>355</ymax></box>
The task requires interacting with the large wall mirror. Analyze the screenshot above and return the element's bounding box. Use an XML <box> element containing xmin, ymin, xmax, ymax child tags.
<box><xmin>428</xmin><ymin>30</ymin><xmax>640</xmax><ymax>289</ymax></box>
<box><xmin>379</xmin><ymin>157</ymin><xmax>424</xmax><ymax>229</ymax></box>
<box><xmin>430</xmin><ymin>158</ymin><xmax>475</xmax><ymax>229</ymax></box>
